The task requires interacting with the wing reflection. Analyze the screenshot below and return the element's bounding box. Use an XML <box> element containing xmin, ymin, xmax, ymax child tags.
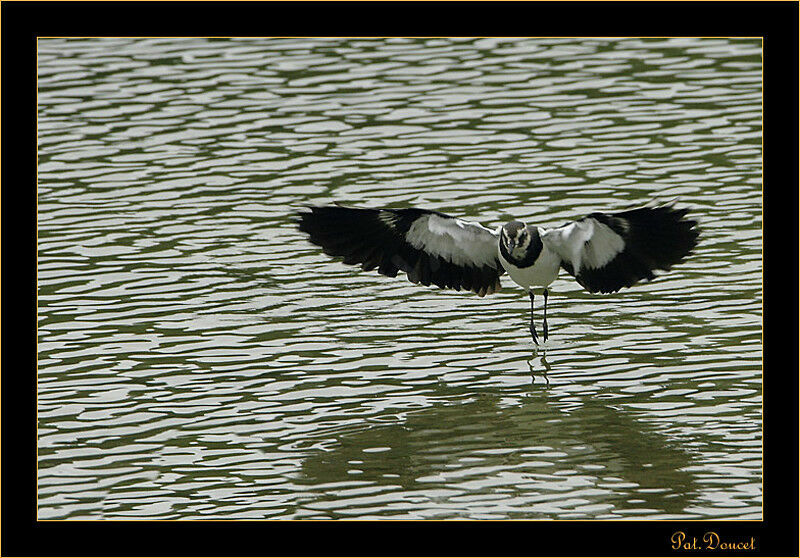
<box><xmin>299</xmin><ymin>389</ymin><xmax>698</xmax><ymax>518</ymax></box>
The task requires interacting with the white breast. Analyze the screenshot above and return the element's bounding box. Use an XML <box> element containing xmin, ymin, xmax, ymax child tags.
<box><xmin>498</xmin><ymin>234</ymin><xmax>562</xmax><ymax>291</ymax></box>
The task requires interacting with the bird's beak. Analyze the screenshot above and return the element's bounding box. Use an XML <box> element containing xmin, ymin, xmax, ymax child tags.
<box><xmin>507</xmin><ymin>239</ymin><xmax>516</xmax><ymax>251</ymax></box>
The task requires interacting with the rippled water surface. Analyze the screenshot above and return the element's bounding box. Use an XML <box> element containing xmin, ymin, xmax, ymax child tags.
<box><xmin>37</xmin><ymin>37</ymin><xmax>762</xmax><ymax>520</ymax></box>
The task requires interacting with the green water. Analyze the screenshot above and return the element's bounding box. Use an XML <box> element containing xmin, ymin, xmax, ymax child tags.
<box><xmin>38</xmin><ymin>37</ymin><xmax>761</xmax><ymax>519</ymax></box>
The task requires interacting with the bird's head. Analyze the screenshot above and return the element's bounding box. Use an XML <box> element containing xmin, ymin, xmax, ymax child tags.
<box><xmin>501</xmin><ymin>220</ymin><xmax>531</xmax><ymax>254</ymax></box>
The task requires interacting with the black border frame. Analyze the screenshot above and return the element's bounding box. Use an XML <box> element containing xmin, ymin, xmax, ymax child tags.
<box><xmin>5</xmin><ymin>2</ymin><xmax>797</xmax><ymax>556</ymax></box>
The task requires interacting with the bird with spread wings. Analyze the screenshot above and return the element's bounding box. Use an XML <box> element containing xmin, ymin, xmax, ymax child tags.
<box><xmin>298</xmin><ymin>202</ymin><xmax>699</xmax><ymax>345</ymax></box>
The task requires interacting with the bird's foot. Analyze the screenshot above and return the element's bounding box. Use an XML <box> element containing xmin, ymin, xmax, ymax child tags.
<box><xmin>529</xmin><ymin>325</ymin><xmax>539</xmax><ymax>346</ymax></box>
<box><xmin>542</xmin><ymin>319</ymin><xmax>549</xmax><ymax>343</ymax></box>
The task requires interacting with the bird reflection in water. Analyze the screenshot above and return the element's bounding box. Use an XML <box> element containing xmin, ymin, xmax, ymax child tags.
<box><xmin>528</xmin><ymin>353</ymin><xmax>551</xmax><ymax>386</ymax></box>
<box><xmin>299</xmin><ymin>389</ymin><xmax>698</xmax><ymax>519</ymax></box>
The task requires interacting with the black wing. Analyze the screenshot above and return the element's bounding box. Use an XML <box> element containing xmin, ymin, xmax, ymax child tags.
<box><xmin>541</xmin><ymin>204</ymin><xmax>699</xmax><ymax>294</ymax></box>
<box><xmin>297</xmin><ymin>205</ymin><xmax>504</xmax><ymax>296</ymax></box>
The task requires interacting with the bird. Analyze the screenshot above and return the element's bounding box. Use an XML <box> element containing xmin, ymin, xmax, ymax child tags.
<box><xmin>296</xmin><ymin>202</ymin><xmax>699</xmax><ymax>346</ymax></box>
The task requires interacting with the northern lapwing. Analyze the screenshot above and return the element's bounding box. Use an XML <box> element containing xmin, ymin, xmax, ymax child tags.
<box><xmin>297</xmin><ymin>202</ymin><xmax>699</xmax><ymax>345</ymax></box>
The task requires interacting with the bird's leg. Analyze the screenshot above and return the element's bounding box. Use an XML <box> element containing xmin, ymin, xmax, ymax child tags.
<box><xmin>542</xmin><ymin>288</ymin><xmax>549</xmax><ymax>342</ymax></box>
<box><xmin>528</xmin><ymin>291</ymin><xmax>539</xmax><ymax>346</ymax></box>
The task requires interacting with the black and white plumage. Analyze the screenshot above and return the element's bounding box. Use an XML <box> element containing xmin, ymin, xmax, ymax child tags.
<box><xmin>297</xmin><ymin>202</ymin><xmax>699</xmax><ymax>345</ymax></box>
<box><xmin>297</xmin><ymin>205</ymin><xmax>504</xmax><ymax>296</ymax></box>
